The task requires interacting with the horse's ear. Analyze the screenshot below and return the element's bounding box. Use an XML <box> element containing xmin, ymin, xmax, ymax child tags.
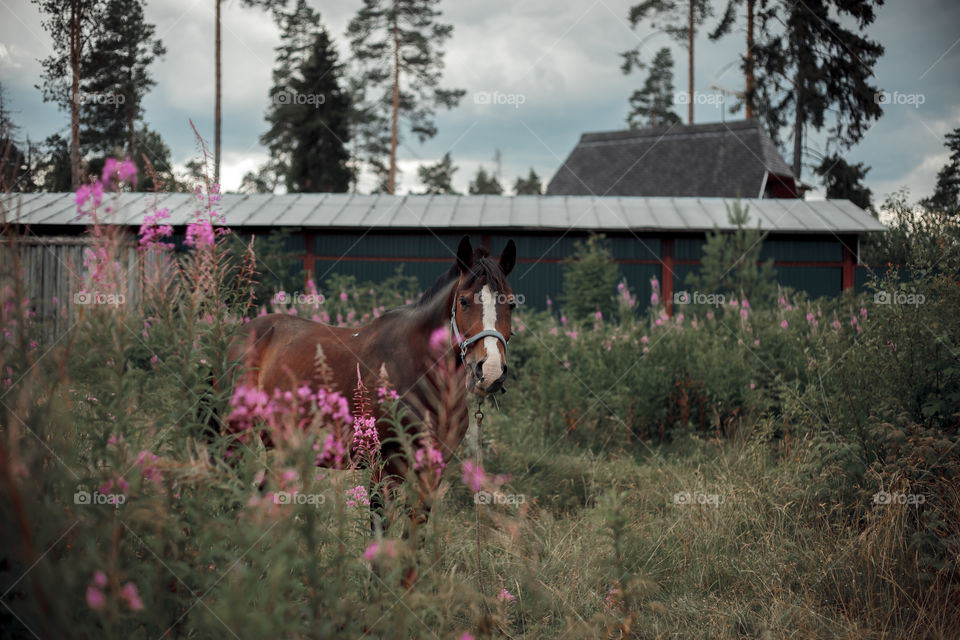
<box><xmin>499</xmin><ymin>239</ymin><xmax>516</xmax><ymax>276</ymax></box>
<box><xmin>456</xmin><ymin>235</ymin><xmax>473</xmax><ymax>273</ymax></box>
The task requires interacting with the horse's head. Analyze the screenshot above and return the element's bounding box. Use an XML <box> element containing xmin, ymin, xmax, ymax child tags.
<box><xmin>451</xmin><ymin>235</ymin><xmax>517</xmax><ymax>396</ymax></box>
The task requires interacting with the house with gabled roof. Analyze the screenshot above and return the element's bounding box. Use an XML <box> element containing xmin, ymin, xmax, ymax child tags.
<box><xmin>547</xmin><ymin>120</ymin><xmax>802</xmax><ymax>199</ymax></box>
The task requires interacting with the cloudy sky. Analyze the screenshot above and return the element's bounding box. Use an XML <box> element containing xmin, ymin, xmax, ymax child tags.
<box><xmin>1</xmin><ymin>0</ymin><xmax>958</xmax><ymax>201</ymax></box>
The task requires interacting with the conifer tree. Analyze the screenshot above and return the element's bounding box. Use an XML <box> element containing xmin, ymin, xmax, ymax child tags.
<box><xmin>347</xmin><ymin>0</ymin><xmax>465</xmax><ymax>193</ymax></box>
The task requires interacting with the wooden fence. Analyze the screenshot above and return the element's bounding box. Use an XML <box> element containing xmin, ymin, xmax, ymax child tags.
<box><xmin>1</xmin><ymin>235</ymin><xmax>145</xmax><ymax>343</ymax></box>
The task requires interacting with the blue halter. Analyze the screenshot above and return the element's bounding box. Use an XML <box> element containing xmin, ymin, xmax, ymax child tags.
<box><xmin>450</xmin><ymin>294</ymin><xmax>508</xmax><ymax>359</ymax></box>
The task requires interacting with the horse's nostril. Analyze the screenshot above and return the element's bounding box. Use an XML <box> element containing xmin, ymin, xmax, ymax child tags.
<box><xmin>474</xmin><ymin>358</ymin><xmax>486</xmax><ymax>380</ymax></box>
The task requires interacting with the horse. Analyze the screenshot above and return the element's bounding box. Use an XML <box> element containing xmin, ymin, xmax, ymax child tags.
<box><xmin>225</xmin><ymin>235</ymin><xmax>517</xmax><ymax>529</ymax></box>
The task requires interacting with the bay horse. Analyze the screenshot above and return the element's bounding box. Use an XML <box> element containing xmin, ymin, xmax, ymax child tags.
<box><xmin>226</xmin><ymin>235</ymin><xmax>516</xmax><ymax>528</ymax></box>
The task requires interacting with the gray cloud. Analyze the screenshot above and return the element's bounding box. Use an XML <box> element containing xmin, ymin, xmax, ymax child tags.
<box><xmin>1</xmin><ymin>0</ymin><xmax>957</xmax><ymax>201</ymax></box>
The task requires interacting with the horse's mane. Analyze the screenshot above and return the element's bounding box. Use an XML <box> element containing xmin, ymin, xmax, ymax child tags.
<box><xmin>416</xmin><ymin>248</ymin><xmax>509</xmax><ymax>308</ymax></box>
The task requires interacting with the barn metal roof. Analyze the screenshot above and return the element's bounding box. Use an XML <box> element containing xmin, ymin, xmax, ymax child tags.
<box><xmin>2</xmin><ymin>192</ymin><xmax>886</xmax><ymax>234</ymax></box>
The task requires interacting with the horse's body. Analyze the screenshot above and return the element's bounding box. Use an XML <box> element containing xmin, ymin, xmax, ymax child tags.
<box><xmin>225</xmin><ymin>236</ymin><xmax>516</xmax><ymax>525</ymax></box>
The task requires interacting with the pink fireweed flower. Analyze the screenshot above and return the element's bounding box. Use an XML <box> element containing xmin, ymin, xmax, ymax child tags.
<box><xmin>376</xmin><ymin>386</ymin><xmax>399</xmax><ymax>403</ymax></box>
<box><xmin>740</xmin><ymin>308</ymin><xmax>749</xmax><ymax>321</ymax></box>
<box><xmin>428</xmin><ymin>326</ymin><xmax>451</xmax><ymax>356</ymax></box>
<box><xmin>832</xmin><ymin>319</ymin><xmax>841</xmax><ymax>329</ymax></box>
<box><xmin>118</xmin><ymin>159</ymin><xmax>137</xmax><ymax>183</ymax></box>
<box><xmin>185</xmin><ymin>218</ymin><xmax>215</xmax><ymax>249</ymax></box>
<box><xmin>137</xmin><ymin>450</ymin><xmax>162</xmax><ymax>485</ymax></box>
<box><xmin>461</xmin><ymin>634</ymin><xmax>475</xmax><ymax>640</ymax></box>
<box><xmin>86</xmin><ymin>585</ymin><xmax>106</xmax><ymax>611</ymax></box>
<box><xmin>498</xmin><ymin>588</ymin><xmax>516</xmax><ymax>603</ymax></box>
<box><xmin>860</xmin><ymin>307</ymin><xmax>868</xmax><ymax>318</ymax></box>
<box><xmin>120</xmin><ymin>582</ymin><xmax>144</xmax><ymax>611</ymax></box>
<box><xmin>546</xmin><ymin>296</ymin><xmax>552</xmax><ymax>307</ymax></box>
<box><xmin>706</xmin><ymin>311</ymin><xmax>714</xmax><ymax>320</ymax></box>
<box><xmin>462</xmin><ymin>461</ymin><xmax>486</xmax><ymax>492</ymax></box>
<box><xmin>548</xmin><ymin>327</ymin><xmax>558</xmax><ymax>336</ymax></box>
<box><xmin>780</xmin><ymin>320</ymin><xmax>789</xmax><ymax>329</ymax></box>
<box><xmin>640</xmin><ymin>335</ymin><xmax>648</xmax><ymax>344</ymax></box>
<box><xmin>594</xmin><ymin>310</ymin><xmax>603</xmax><ymax>321</ymax></box>
<box><xmin>93</xmin><ymin>571</ymin><xmax>108</xmax><ymax>588</ymax></box>
<box><xmin>317</xmin><ymin>433</ymin><xmax>347</xmax><ymax>469</ymax></box>
<box><xmin>414</xmin><ymin>443</ymin><xmax>446</xmax><ymax>479</ymax></box>
<box><xmin>346</xmin><ymin>485</ymin><xmax>370</xmax><ymax>507</ymax></box>
<box><xmin>339</xmin><ymin>291</ymin><xmax>348</xmax><ymax>301</ymax></box>
<box><xmin>364</xmin><ymin>540</ymin><xmax>398</xmax><ymax>561</ymax></box>
<box><xmin>560</xmin><ymin>314</ymin><xmax>567</xmax><ymax>326</ymax></box>
<box><xmin>101</xmin><ymin>158</ymin><xmax>119</xmax><ymax>185</ymax></box>
<box><xmin>352</xmin><ymin>415</ymin><xmax>380</xmax><ymax>458</ymax></box>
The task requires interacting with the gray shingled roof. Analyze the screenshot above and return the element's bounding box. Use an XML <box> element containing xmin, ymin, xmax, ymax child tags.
<box><xmin>546</xmin><ymin>120</ymin><xmax>796</xmax><ymax>198</ymax></box>
<box><xmin>3</xmin><ymin>192</ymin><xmax>886</xmax><ymax>234</ymax></box>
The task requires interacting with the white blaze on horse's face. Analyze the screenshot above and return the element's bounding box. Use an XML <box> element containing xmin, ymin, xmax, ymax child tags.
<box><xmin>477</xmin><ymin>285</ymin><xmax>504</xmax><ymax>392</ymax></box>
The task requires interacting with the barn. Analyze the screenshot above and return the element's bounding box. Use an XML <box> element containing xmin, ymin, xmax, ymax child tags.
<box><xmin>5</xmin><ymin>191</ymin><xmax>884</xmax><ymax>338</ymax></box>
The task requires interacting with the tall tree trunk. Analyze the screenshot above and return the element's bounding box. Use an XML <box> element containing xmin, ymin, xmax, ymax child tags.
<box><xmin>792</xmin><ymin>78</ymin><xmax>803</xmax><ymax>180</ymax></box>
<box><xmin>687</xmin><ymin>0</ymin><xmax>694</xmax><ymax>125</ymax></box>
<box><xmin>745</xmin><ymin>0</ymin><xmax>754</xmax><ymax>120</ymax></box>
<box><xmin>388</xmin><ymin>0</ymin><xmax>400</xmax><ymax>194</ymax></box>
<box><xmin>214</xmin><ymin>0</ymin><xmax>222</xmax><ymax>185</ymax></box>
<box><xmin>127</xmin><ymin>106</ymin><xmax>135</xmax><ymax>157</ymax></box>
<box><xmin>69</xmin><ymin>0</ymin><xmax>81</xmax><ymax>191</ymax></box>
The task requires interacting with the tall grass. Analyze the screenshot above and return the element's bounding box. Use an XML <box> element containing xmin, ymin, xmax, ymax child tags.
<box><xmin>1</xmin><ymin>170</ymin><xmax>958</xmax><ymax>638</ymax></box>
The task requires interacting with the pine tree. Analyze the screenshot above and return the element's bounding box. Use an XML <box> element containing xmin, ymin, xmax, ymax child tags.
<box><xmin>0</xmin><ymin>86</ymin><xmax>35</xmax><ymax>191</ymax></box>
<box><xmin>921</xmin><ymin>128</ymin><xmax>960</xmax><ymax>216</ymax></box>
<box><xmin>706</xmin><ymin>0</ymin><xmax>757</xmax><ymax>119</ymax></box>
<box><xmin>513</xmin><ymin>168</ymin><xmax>543</xmax><ymax>195</ymax></box>
<box><xmin>814</xmin><ymin>154</ymin><xmax>873</xmax><ymax>212</ymax></box>
<box><xmin>469</xmin><ymin>167</ymin><xmax>502</xmax><ymax>195</ymax></box>
<box><xmin>261</xmin><ymin>1</ymin><xmax>352</xmax><ymax>193</ymax></box>
<box><xmin>626</xmin><ymin>47</ymin><xmax>682</xmax><ymax>129</ymax></box>
<box><xmin>35</xmin><ymin>134</ymin><xmax>72</xmax><ymax>192</ymax></box>
<box><xmin>685</xmin><ymin>201</ymin><xmax>776</xmax><ymax>304</ymax></box>
<box><xmin>562</xmin><ymin>234</ymin><xmax>620</xmax><ymax>322</ymax></box>
<box><xmin>347</xmin><ymin>0</ymin><xmax>465</xmax><ymax>194</ymax></box>
<box><xmin>622</xmin><ymin>0</ymin><xmax>713</xmax><ymax>125</ymax></box>
<box><xmin>417</xmin><ymin>152</ymin><xmax>458</xmax><ymax>194</ymax></box>
<box><xmin>79</xmin><ymin>0</ymin><xmax>165</xmax><ymax>162</ymax></box>
<box><xmin>34</xmin><ymin>0</ymin><xmax>107</xmax><ymax>189</ymax></box>
<box><xmin>752</xmin><ymin>0</ymin><xmax>884</xmax><ymax>180</ymax></box>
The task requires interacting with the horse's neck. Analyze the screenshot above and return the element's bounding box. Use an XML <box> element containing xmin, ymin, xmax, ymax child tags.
<box><xmin>414</xmin><ymin>278</ymin><xmax>457</xmax><ymax>333</ymax></box>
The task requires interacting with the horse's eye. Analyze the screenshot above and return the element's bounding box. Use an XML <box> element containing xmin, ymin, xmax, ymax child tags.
<box><xmin>459</xmin><ymin>296</ymin><xmax>470</xmax><ymax>308</ymax></box>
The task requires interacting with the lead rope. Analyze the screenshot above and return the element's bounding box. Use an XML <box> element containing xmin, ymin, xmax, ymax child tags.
<box><xmin>474</xmin><ymin>399</ymin><xmax>490</xmax><ymax>614</ymax></box>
